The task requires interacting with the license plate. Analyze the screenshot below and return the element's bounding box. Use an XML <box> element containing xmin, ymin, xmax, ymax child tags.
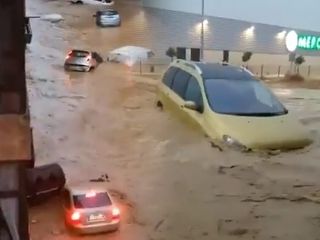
<box><xmin>88</xmin><ymin>213</ymin><xmax>106</xmax><ymax>222</ymax></box>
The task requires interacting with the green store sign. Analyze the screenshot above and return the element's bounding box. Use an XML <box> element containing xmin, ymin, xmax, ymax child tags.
<box><xmin>285</xmin><ymin>30</ymin><xmax>320</xmax><ymax>52</ymax></box>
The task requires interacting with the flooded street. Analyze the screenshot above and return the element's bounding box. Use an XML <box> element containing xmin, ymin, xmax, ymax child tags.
<box><xmin>27</xmin><ymin>0</ymin><xmax>320</xmax><ymax>239</ymax></box>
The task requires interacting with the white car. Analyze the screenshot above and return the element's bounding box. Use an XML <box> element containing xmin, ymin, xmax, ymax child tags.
<box><xmin>71</xmin><ymin>0</ymin><xmax>114</xmax><ymax>6</ymax></box>
<box><xmin>62</xmin><ymin>183</ymin><xmax>120</xmax><ymax>234</ymax></box>
<box><xmin>64</xmin><ymin>49</ymin><xmax>101</xmax><ymax>72</ymax></box>
<box><xmin>107</xmin><ymin>46</ymin><xmax>154</xmax><ymax>66</ymax></box>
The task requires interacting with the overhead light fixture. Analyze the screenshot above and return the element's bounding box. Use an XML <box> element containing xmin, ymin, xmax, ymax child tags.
<box><xmin>247</xmin><ymin>26</ymin><xmax>255</xmax><ymax>32</ymax></box>
<box><xmin>276</xmin><ymin>30</ymin><xmax>287</xmax><ymax>40</ymax></box>
<box><xmin>285</xmin><ymin>30</ymin><xmax>298</xmax><ymax>52</ymax></box>
<box><xmin>244</xmin><ymin>26</ymin><xmax>255</xmax><ymax>37</ymax></box>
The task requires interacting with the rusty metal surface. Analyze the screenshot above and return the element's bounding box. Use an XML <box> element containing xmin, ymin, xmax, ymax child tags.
<box><xmin>0</xmin><ymin>115</ymin><xmax>31</xmax><ymax>162</ymax></box>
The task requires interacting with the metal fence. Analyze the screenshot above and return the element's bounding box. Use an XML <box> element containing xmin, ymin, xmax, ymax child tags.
<box><xmin>131</xmin><ymin>59</ymin><xmax>320</xmax><ymax>80</ymax></box>
<box><xmin>246</xmin><ymin>65</ymin><xmax>320</xmax><ymax>79</ymax></box>
<box><xmin>131</xmin><ymin>58</ymin><xmax>169</xmax><ymax>76</ymax></box>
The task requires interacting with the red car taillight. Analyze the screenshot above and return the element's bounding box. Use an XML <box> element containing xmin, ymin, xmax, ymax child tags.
<box><xmin>112</xmin><ymin>207</ymin><xmax>120</xmax><ymax>220</ymax></box>
<box><xmin>71</xmin><ymin>211</ymin><xmax>81</xmax><ymax>224</ymax></box>
<box><xmin>65</xmin><ymin>50</ymin><xmax>72</xmax><ymax>59</ymax></box>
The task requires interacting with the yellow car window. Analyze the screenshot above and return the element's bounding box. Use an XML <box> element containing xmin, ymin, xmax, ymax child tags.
<box><xmin>184</xmin><ymin>76</ymin><xmax>203</xmax><ymax>108</ymax></box>
<box><xmin>171</xmin><ymin>70</ymin><xmax>191</xmax><ymax>98</ymax></box>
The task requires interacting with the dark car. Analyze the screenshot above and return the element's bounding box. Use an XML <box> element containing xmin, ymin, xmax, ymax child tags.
<box><xmin>95</xmin><ymin>10</ymin><xmax>121</xmax><ymax>27</ymax></box>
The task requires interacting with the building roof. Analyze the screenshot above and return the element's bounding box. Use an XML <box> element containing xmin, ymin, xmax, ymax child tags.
<box><xmin>0</xmin><ymin>115</ymin><xmax>32</xmax><ymax>162</ymax></box>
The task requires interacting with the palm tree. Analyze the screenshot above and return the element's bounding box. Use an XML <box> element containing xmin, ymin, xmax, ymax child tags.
<box><xmin>166</xmin><ymin>47</ymin><xmax>177</xmax><ymax>62</ymax></box>
<box><xmin>242</xmin><ymin>51</ymin><xmax>253</xmax><ymax>67</ymax></box>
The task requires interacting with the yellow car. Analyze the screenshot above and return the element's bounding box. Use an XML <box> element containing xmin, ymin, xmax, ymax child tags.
<box><xmin>156</xmin><ymin>60</ymin><xmax>312</xmax><ymax>151</ymax></box>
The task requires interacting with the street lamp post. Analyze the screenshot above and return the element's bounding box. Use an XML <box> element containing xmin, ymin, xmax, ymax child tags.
<box><xmin>200</xmin><ymin>0</ymin><xmax>204</xmax><ymax>61</ymax></box>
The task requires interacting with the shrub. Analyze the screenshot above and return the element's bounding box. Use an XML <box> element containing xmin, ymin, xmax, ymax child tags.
<box><xmin>166</xmin><ymin>47</ymin><xmax>177</xmax><ymax>61</ymax></box>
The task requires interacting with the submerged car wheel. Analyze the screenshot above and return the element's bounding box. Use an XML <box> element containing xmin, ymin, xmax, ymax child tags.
<box><xmin>71</xmin><ymin>0</ymin><xmax>84</xmax><ymax>4</ymax></box>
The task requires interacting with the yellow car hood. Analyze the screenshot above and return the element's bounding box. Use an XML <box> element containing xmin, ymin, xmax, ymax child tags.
<box><xmin>213</xmin><ymin>113</ymin><xmax>312</xmax><ymax>150</ymax></box>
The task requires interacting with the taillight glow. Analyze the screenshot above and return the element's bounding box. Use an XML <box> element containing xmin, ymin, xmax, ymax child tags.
<box><xmin>71</xmin><ymin>211</ymin><xmax>81</xmax><ymax>221</ymax></box>
<box><xmin>65</xmin><ymin>51</ymin><xmax>72</xmax><ymax>59</ymax></box>
<box><xmin>112</xmin><ymin>207</ymin><xmax>120</xmax><ymax>217</ymax></box>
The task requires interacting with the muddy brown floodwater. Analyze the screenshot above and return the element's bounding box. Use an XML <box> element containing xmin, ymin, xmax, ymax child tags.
<box><xmin>26</xmin><ymin>0</ymin><xmax>320</xmax><ymax>239</ymax></box>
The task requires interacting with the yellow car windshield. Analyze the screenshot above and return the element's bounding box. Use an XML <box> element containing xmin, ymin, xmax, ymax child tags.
<box><xmin>204</xmin><ymin>78</ymin><xmax>287</xmax><ymax>116</ymax></box>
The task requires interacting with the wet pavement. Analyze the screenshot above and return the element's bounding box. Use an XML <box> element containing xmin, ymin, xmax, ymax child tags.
<box><xmin>27</xmin><ymin>0</ymin><xmax>320</xmax><ymax>239</ymax></box>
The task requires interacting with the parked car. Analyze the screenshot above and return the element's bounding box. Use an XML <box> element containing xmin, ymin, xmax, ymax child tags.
<box><xmin>71</xmin><ymin>0</ymin><xmax>114</xmax><ymax>5</ymax></box>
<box><xmin>156</xmin><ymin>60</ymin><xmax>313</xmax><ymax>151</ymax></box>
<box><xmin>95</xmin><ymin>9</ymin><xmax>121</xmax><ymax>27</ymax></box>
<box><xmin>62</xmin><ymin>183</ymin><xmax>120</xmax><ymax>234</ymax></box>
<box><xmin>26</xmin><ymin>163</ymin><xmax>66</xmax><ymax>204</ymax></box>
<box><xmin>64</xmin><ymin>50</ymin><xmax>101</xmax><ymax>72</ymax></box>
<box><xmin>106</xmin><ymin>46</ymin><xmax>154</xmax><ymax>66</ymax></box>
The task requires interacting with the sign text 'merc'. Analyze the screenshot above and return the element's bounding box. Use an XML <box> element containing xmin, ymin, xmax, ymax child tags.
<box><xmin>297</xmin><ymin>34</ymin><xmax>320</xmax><ymax>50</ymax></box>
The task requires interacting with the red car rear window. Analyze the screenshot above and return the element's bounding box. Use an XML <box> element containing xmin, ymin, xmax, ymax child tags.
<box><xmin>73</xmin><ymin>193</ymin><xmax>111</xmax><ymax>209</ymax></box>
<box><xmin>71</xmin><ymin>51</ymin><xmax>90</xmax><ymax>58</ymax></box>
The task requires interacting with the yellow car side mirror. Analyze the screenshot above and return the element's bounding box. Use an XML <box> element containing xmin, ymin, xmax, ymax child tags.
<box><xmin>183</xmin><ymin>101</ymin><xmax>198</xmax><ymax>111</ymax></box>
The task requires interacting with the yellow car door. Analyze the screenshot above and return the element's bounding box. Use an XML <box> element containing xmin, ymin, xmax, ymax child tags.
<box><xmin>181</xmin><ymin>74</ymin><xmax>205</xmax><ymax>131</ymax></box>
<box><xmin>157</xmin><ymin>66</ymin><xmax>178</xmax><ymax>111</ymax></box>
<box><xmin>170</xmin><ymin>69</ymin><xmax>191</xmax><ymax>122</ymax></box>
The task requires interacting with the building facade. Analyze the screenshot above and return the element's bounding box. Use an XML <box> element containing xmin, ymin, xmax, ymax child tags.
<box><xmin>141</xmin><ymin>0</ymin><xmax>320</xmax><ymax>68</ymax></box>
<box><xmin>143</xmin><ymin>0</ymin><xmax>320</xmax><ymax>32</ymax></box>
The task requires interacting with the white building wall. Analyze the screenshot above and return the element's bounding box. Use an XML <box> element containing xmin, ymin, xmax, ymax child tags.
<box><xmin>143</xmin><ymin>0</ymin><xmax>320</xmax><ymax>32</ymax></box>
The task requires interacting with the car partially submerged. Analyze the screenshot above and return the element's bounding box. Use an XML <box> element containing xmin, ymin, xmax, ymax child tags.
<box><xmin>157</xmin><ymin>60</ymin><xmax>313</xmax><ymax>151</ymax></box>
<box><xmin>62</xmin><ymin>183</ymin><xmax>120</xmax><ymax>234</ymax></box>
<box><xmin>95</xmin><ymin>9</ymin><xmax>121</xmax><ymax>27</ymax></box>
<box><xmin>71</xmin><ymin>0</ymin><xmax>114</xmax><ymax>5</ymax></box>
<box><xmin>64</xmin><ymin>49</ymin><xmax>102</xmax><ymax>72</ymax></box>
<box><xmin>107</xmin><ymin>46</ymin><xmax>154</xmax><ymax>66</ymax></box>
